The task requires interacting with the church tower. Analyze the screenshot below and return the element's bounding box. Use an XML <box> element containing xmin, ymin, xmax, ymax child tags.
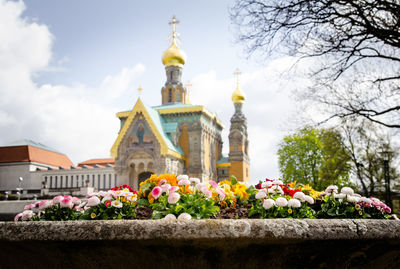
<box><xmin>161</xmin><ymin>16</ymin><xmax>188</xmax><ymax>104</ymax></box>
<box><xmin>228</xmin><ymin>69</ymin><xmax>250</xmax><ymax>182</ymax></box>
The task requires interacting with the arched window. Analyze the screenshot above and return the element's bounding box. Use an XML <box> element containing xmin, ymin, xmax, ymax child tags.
<box><xmin>168</xmin><ymin>88</ymin><xmax>172</xmax><ymax>102</ymax></box>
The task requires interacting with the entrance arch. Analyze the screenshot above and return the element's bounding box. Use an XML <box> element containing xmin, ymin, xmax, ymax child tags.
<box><xmin>138</xmin><ymin>171</ymin><xmax>153</xmax><ymax>186</ymax></box>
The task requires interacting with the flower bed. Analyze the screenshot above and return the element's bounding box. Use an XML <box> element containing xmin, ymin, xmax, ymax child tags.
<box><xmin>14</xmin><ymin>175</ymin><xmax>397</xmax><ymax>221</ymax></box>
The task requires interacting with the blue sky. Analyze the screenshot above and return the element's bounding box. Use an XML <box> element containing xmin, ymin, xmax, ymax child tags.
<box><xmin>0</xmin><ymin>0</ymin><xmax>312</xmax><ymax>184</ymax></box>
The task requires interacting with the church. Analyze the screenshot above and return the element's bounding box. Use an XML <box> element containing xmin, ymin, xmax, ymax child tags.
<box><xmin>111</xmin><ymin>16</ymin><xmax>250</xmax><ymax>189</ymax></box>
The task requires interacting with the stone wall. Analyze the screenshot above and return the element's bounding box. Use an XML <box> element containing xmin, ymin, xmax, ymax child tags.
<box><xmin>0</xmin><ymin>219</ymin><xmax>399</xmax><ymax>268</ymax></box>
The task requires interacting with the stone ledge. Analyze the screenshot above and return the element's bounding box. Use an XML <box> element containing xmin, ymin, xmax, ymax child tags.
<box><xmin>1</xmin><ymin>219</ymin><xmax>399</xmax><ymax>242</ymax></box>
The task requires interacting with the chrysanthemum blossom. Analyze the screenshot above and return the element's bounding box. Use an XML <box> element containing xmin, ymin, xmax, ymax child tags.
<box><xmin>293</xmin><ymin>192</ymin><xmax>306</xmax><ymax>201</ymax></box>
<box><xmin>177</xmin><ymin>213</ymin><xmax>192</xmax><ymax>221</ymax></box>
<box><xmin>359</xmin><ymin>197</ymin><xmax>372</xmax><ymax>204</ymax></box>
<box><xmin>60</xmin><ymin>198</ymin><xmax>73</xmax><ymax>208</ymax></box>
<box><xmin>168</xmin><ymin>192</ymin><xmax>181</xmax><ymax>204</ymax></box>
<box><xmin>163</xmin><ymin>214</ymin><xmax>177</xmax><ymax>220</ymax></box>
<box><xmin>111</xmin><ymin>200</ymin><xmax>123</xmax><ymax>208</ymax></box>
<box><xmin>202</xmin><ymin>187</ymin><xmax>213</xmax><ymax>199</ymax></box>
<box><xmin>263</xmin><ymin>199</ymin><xmax>275</xmax><ymax>210</ymax></box>
<box><xmin>333</xmin><ymin>193</ymin><xmax>346</xmax><ymax>199</ymax></box>
<box><xmin>52</xmin><ymin>195</ymin><xmax>64</xmax><ymax>204</ymax></box>
<box><xmin>340</xmin><ymin>187</ymin><xmax>354</xmax><ymax>195</ymax></box>
<box><xmin>325</xmin><ymin>185</ymin><xmax>338</xmax><ymax>194</ymax></box>
<box><xmin>195</xmin><ymin>183</ymin><xmax>207</xmax><ymax>191</ymax></box>
<box><xmin>209</xmin><ymin>180</ymin><xmax>218</xmax><ymax>189</ymax></box>
<box><xmin>216</xmin><ymin>188</ymin><xmax>225</xmax><ymax>201</ymax></box>
<box><xmin>21</xmin><ymin>210</ymin><xmax>34</xmax><ymax>221</ymax></box>
<box><xmin>255</xmin><ymin>191</ymin><xmax>267</xmax><ymax>200</ymax></box>
<box><xmin>158</xmin><ymin>179</ymin><xmax>167</xmax><ymax>186</ymax></box>
<box><xmin>347</xmin><ymin>195</ymin><xmax>360</xmax><ymax>203</ymax></box>
<box><xmin>177</xmin><ymin>175</ymin><xmax>189</xmax><ymax>182</ymax></box>
<box><xmin>275</xmin><ymin>197</ymin><xmax>288</xmax><ymax>207</ymax></box>
<box><xmin>38</xmin><ymin>200</ymin><xmax>52</xmax><ymax>210</ymax></box>
<box><xmin>288</xmin><ymin>198</ymin><xmax>301</xmax><ymax>208</ymax></box>
<box><xmin>151</xmin><ymin>186</ymin><xmax>162</xmax><ymax>199</ymax></box>
<box><xmin>189</xmin><ymin>178</ymin><xmax>200</xmax><ymax>185</ymax></box>
<box><xmin>72</xmin><ymin>197</ymin><xmax>81</xmax><ymax>205</ymax></box>
<box><xmin>86</xmin><ymin>196</ymin><xmax>101</xmax><ymax>207</ymax></box>
<box><xmin>261</xmin><ymin>181</ymin><xmax>273</xmax><ymax>188</ymax></box>
<box><xmin>272</xmin><ymin>180</ymin><xmax>283</xmax><ymax>185</ymax></box>
<box><xmin>24</xmin><ymin>203</ymin><xmax>35</xmax><ymax>210</ymax></box>
<box><xmin>304</xmin><ymin>195</ymin><xmax>314</xmax><ymax>204</ymax></box>
<box><xmin>14</xmin><ymin>213</ymin><xmax>22</xmax><ymax>222</ymax></box>
<box><xmin>178</xmin><ymin>179</ymin><xmax>190</xmax><ymax>185</ymax></box>
<box><xmin>168</xmin><ymin>186</ymin><xmax>179</xmax><ymax>194</ymax></box>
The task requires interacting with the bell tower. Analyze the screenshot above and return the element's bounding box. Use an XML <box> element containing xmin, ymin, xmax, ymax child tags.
<box><xmin>228</xmin><ymin>69</ymin><xmax>250</xmax><ymax>182</ymax></box>
<box><xmin>161</xmin><ymin>16</ymin><xmax>188</xmax><ymax>104</ymax></box>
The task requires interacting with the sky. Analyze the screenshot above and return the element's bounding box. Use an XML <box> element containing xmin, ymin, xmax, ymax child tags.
<box><xmin>0</xmin><ymin>0</ymin><xmax>312</xmax><ymax>185</ymax></box>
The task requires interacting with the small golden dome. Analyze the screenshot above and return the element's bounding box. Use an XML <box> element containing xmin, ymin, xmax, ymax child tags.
<box><xmin>232</xmin><ymin>86</ymin><xmax>245</xmax><ymax>103</ymax></box>
<box><xmin>162</xmin><ymin>41</ymin><xmax>186</xmax><ymax>67</ymax></box>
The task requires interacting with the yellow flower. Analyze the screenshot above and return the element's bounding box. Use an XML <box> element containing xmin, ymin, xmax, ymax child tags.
<box><xmin>90</xmin><ymin>212</ymin><xmax>96</xmax><ymax>219</ymax></box>
<box><xmin>288</xmin><ymin>209</ymin><xmax>293</xmax><ymax>214</ymax></box>
<box><xmin>355</xmin><ymin>204</ymin><xmax>361</xmax><ymax>210</ymax></box>
<box><xmin>288</xmin><ymin>181</ymin><xmax>297</xmax><ymax>189</ymax></box>
<box><xmin>359</xmin><ymin>210</ymin><xmax>363</xmax><ymax>215</ymax></box>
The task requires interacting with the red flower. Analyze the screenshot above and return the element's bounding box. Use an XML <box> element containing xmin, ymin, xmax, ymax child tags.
<box><xmin>281</xmin><ymin>185</ymin><xmax>301</xmax><ymax>197</ymax></box>
<box><xmin>110</xmin><ymin>185</ymin><xmax>137</xmax><ymax>194</ymax></box>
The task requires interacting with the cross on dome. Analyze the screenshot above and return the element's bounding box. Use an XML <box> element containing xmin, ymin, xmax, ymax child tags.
<box><xmin>168</xmin><ymin>16</ymin><xmax>181</xmax><ymax>44</ymax></box>
<box><xmin>234</xmin><ymin>68</ymin><xmax>242</xmax><ymax>88</ymax></box>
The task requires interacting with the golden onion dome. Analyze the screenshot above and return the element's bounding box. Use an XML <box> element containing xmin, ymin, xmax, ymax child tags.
<box><xmin>232</xmin><ymin>86</ymin><xmax>245</xmax><ymax>103</ymax></box>
<box><xmin>162</xmin><ymin>40</ymin><xmax>187</xmax><ymax>67</ymax></box>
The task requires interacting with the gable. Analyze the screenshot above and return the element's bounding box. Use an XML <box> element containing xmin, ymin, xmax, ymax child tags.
<box><xmin>110</xmin><ymin>98</ymin><xmax>184</xmax><ymax>160</ymax></box>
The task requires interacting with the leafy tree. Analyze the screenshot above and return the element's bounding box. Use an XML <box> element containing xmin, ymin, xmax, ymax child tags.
<box><xmin>231</xmin><ymin>0</ymin><xmax>400</xmax><ymax>128</ymax></box>
<box><xmin>277</xmin><ymin>127</ymin><xmax>352</xmax><ymax>190</ymax></box>
<box><xmin>340</xmin><ymin>118</ymin><xmax>399</xmax><ymax>197</ymax></box>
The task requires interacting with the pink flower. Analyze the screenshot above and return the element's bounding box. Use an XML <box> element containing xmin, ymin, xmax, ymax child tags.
<box><xmin>52</xmin><ymin>195</ymin><xmax>64</xmax><ymax>204</ymax></box>
<box><xmin>195</xmin><ymin>183</ymin><xmax>207</xmax><ymax>191</ymax></box>
<box><xmin>161</xmin><ymin>184</ymin><xmax>171</xmax><ymax>193</ymax></box>
<box><xmin>60</xmin><ymin>198</ymin><xmax>73</xmax><ymax>208</ymax></box>
<box><xmin>14</xmin><ymin>213</ymin><xmax>22</xmax><ymax>222</ymax></box>
<box><xmin>202</xmin><ymin>188</ymin><xmax>212</xmax><ymax>199</ymax></box>
<box><xmin>168</xmin><ymin>186</ymin><xmax>179</xmax><ymax>194</ymax></box>
<box><xmin>24</xmin><ymin>203</ymin><xmax>36</xmax><ymax>210</ymax></box>
<box><xmin>178</xmin><ymin>179</ymin><xmax>190</xmax><ymax>185</ymax></box>
<box><xmin>63</xmin><ymin>195</ymin><xmax>72</xmax><ymax>199</ymax></box>
<box><xmin>21</xmin><ymin>210</ymin><xmax>34</xmax><ymax>221</ymax></box>
<box><xmin>177</xmin><ymin>175</ymin><xmax>189</xmax><ymax>181</ymax></box>
<box><xmin>177</xmin><ymin>213</ymin><xmax>192</xmax><ymax>220</ymax></box>
<box><xmin>168</xmin><ymin>192</ymin><xmax>181</xmax><ymax>204</ymax></box>
<box><xmin>38</xmin><ymin>200</ymin><xmax>52</xmax><ymax>210</ymax></box>
<box><xmin>34</xmin><ymin>201</ymin><xmax>41</xmax><ymax>208</ymax></box>
<box><xmin>384</xmin><ymin>206</ymin><xmax>392</xmax><ymax>214</ymax></box>
<box><xmin>104</xmin><ymin>200</ymin><xmax>112</xmax><ymax>207</ymax></box>
<box><xmin>158</xmin><ymin>179</ymin><xmax>167</xmax><ymax>186</ymax></box>
<box><xmin>215</xmin><ymin>188</ymin><xmax>225</xmax><ymax>201</ymax></box>
<box><xmin>71</xmin><ymin>197</ymin><xmax>81</xmax><ymax>205</ymax></box>
<box><xmin>152</xmin><ymin>186</ymin><xmax>162</xmax><ymax>199</ymax></box>
<box><xmin>209</xmin><ymin>180</ymin><xmax>218</xmax><ymax>189</ymax></box>
<box><xmin>86</xmin><ymin>196</ymin><xmax>101</xmax><ymax>207</ymax></box>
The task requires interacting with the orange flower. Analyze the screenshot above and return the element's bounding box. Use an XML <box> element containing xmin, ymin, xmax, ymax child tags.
<box><xmin>148</xmin><ymin>192</ymin><xmax>155</xmax><ymax>204</ymax></box>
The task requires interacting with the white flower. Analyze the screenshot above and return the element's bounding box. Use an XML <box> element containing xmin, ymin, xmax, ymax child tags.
<box><xmin>189</xmin><ymin>178</ymin><xmax>200</xmax><ymax>185</ymax></box>
<box><xmin>275</xmin><ymin>197</ymin><xmax>288</xmax><ymax>207</ymax></box>
<box><xmin>127</xmin><ymin>195</ymin><xmax>137</xmax><ymax>203</ymax></box>
<box><xmin>101</xmin><ymin>195</ymin><xmax>113</xmax><ymax>203</ymax></box>
<box><xmin>359</xmin><ymin>197</ymin><xmax>372</xmax><ymax>204</ymax></box>
<box><xmin>177</xmin><ymin>175</ymin><xmax>189</xmax><ymax>182</ymax></box>
<box><xmin>353</xmin><ymin>193</ymin><xmax>361</xmax><ymax>198</ymax></box>
<box><xmin>288</xmin><ymin>198</ymin><xmax>302</xmax><ymax>208</ymax></box>
<box><xmin>86</xmin><ymin>196</ymin><xmax>101</xmax><ymax>207</ymax></box>
<box><xmin>163</xmin><ymin>214</ymin><xmax>177</xmax><ymax>220</ymax></box>
<box><xmin>334</xmin><ymin>193</ymin><xmax>346</xmax><ymax>199</ymax></box>
<box><xmin>263</xmin><ymin>199</ymin><xmax>275</xmax><ymax>210</ymax></box>
<box><xmin>21</xmin><ymin>210</ymin><xmax>34</xmax><ymax>221</ymax></box>
<box><xmin>195</xmin><ymin>183</ymin><xmax>207</xmax><ymax>191</ymax></box>
<box><xmin>98</xmin><ymin>191</ymin><xmax>108</xmax><ymax>197</ymax></box>
<box><xmin>293</xmin><ymin>192</ymin><xmax>306</xmax><ymax>201</ymax></box>
<box><xmin>347</xmin><ymin>195</ymin><xmax>360</xmax><ymax>203</ymax></box>
<box><xmin>270</xmin><ymin>185</ymin><xmax>284</xmax><ymax>194</ymax></box>
<box><xmin>261</xmin><ymin>181</ymin><xmax>273</xmax><ymax>188</ymax></box>
<box><xmin>304</xmin><ymin>195</ymin><xmax>314</xmax><ymax>204</ymax></box>
<box><xmin>340</xmin><ymin>187</ymin><xmax>354</xmax><ymax>196</ymax></box>
<box><xmin>255</xmin><ymin>191</ymin><xmax>267</xmax><ymax>200</ymax></box>
<box><xmin>325</xmin><ymin>185</ymin><xmax>338</xmax><ymax>193</ymax></box>
<box><xmin>111</xmin><ymin>200</ymin><xmax>123</xmax><ymax>208</ymax></box>
<box><xmin>272</xmin><ymin>180</ymin><xmax>283</xmax><ymax>185</ymax></box>
<box><xmin>178</xmin><ymin>179</ymin><xmax>190</xmax><ymax>185</ymax></box>
<box><xmin>161</xmin><ymin>184</ymin><xmax>171</xmax><ymax>193</ymax></box>
<box><xmin>177</xmin><ymin>213</ymin><xmax>192</xmax><ymax>221</ymax></box>
<box><xmin>168</xmin><ymin>192</ymin><xmax>181</xmax><ymax>204</ymax></box>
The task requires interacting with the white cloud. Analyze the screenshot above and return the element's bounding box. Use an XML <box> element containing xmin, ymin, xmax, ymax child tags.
<box><xmin>0</xmin><ymin>0</ymin><xmax>144</xmax><ymax>164</ymax></box>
